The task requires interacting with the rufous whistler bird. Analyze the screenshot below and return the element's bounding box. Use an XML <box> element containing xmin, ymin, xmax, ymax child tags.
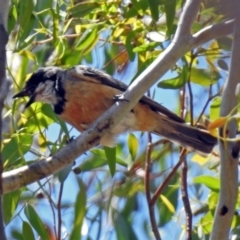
<box><xmin>13</xmin><ymin>65</ymin><xmax>217</xmax><ymax>154</ymax></box>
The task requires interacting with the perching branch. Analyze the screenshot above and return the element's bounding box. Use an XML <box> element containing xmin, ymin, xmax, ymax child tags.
<box><xmin>2</xmin><ymin>0</ymin><xmax>234</xmax><ymax>196</ymax></box>
<box><xmin>145</xmin><ymin>133</ymin><xmax>161</xmax><ymax>240</ymax></box>
<box><xmin>192</xmin><ymin>19</ymin><xmax>234</xmax><ymax>47</ymax></box>
<box><xmin>210</xmin><ymin>4</ymin><xmax>240</xmax><ymax>240</ymax></box>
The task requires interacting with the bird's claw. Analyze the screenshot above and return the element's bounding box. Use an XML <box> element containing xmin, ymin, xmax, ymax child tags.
<box><xmin>66</xmin><ymin>136</ymin><xmax>76</xmax><ymax>144</ymax></box>
<box><xmin>113</xmin><ymin>94</ymin><xmax>129</xmax><ymax>102</ymax></box>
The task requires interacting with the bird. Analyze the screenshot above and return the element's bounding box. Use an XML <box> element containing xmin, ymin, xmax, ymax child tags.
<box><xmin>13</xmin><ymin>65</ymin><xmax>217</xmax><ymax>154</ymax></box>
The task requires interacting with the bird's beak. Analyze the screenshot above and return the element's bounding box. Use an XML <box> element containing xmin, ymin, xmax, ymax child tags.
<box><xmin>13</xmin><ymin>89</ymin><xmax>36</xmax><ymax>108</ymax></box>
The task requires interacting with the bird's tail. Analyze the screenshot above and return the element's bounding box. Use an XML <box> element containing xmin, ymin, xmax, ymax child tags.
<box><xmin>154</xmin><ymin>118</ymin><xmax>217</xmax><ymax>154</ymax></box>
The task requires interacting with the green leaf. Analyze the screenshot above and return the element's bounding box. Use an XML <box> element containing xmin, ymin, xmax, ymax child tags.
<box><xmin>158</xmin><ymin>66</ymin><xmax>188</xmax><ymax>89</ymax></box>
<box><xmin>210</xmin><ymin>96</ymin><xmax>222</xmax><ymax>121</ymax></box>
<box><xmin>131</xmin><ymin>0</ymin><xmax>144</xmax><ymax>12</ymax></box>
<box><xmin>191</xmin><ymin>154</ymin><xmax>209</xmax><ymax>165</ymax></box>
<box><xmin>78</xmin><ymin>148</ymin><xmax>127</xmax><ymax>171</ymax></box>
<box><xmin>124</xmin><ymin>5</ymin><xmax>139</xmax><ymax>18</ymax></box>
<box><xmin>157</xmin><ymin>174</ymin><xmax>179</xmax><ymax>227</ymax></box>
<box><xmin>3</xmin><ymin>190</ymin><xmax>21</xmax><ymax>224</ymax></box>
<box><xmin>133</xmin><ymin>42</ymin><xmax>160</xmax><ymax>53</ymax></box>
<box><xmin>132</xmin><ymin>57</ymin><xmax>157</xmax><ymax>81</ymax></box>
<box><xmin>164</xmin><ymin>0</ymin><xmax>177</xmax><ymax>35</ymax></box>
<box><xmin>147</xmin><ymin>0</ymin><xmax>160</xmax><ymax>21</ymax></box>
<box><xmin>138</xmin><ymin>0</ymin><xmax>148</xmax><ymax>11</ymax></box>
<box><xmin>3</xmin><ymin>133</ymin><xmax>33</xmax><ymax>167</ymax></box>
<box><xmin>24</xmin><ymin>204</ymin><xmax>48</xmax><ymax>240</ymax></box>
<box><xmin>41</xmin><ymin>104</ymin><xmax>69</xmax><ymax>136</ymax></box>
<box><xmin>113</xmin><ymin>180</ymin><xmax>144</xmax><ymax>197</ymax></box>
<box><xmin>217</xmin><ymin>37</ymin><xmax>232</xmax><ymax>51</ymax></box>
<box><xmin>104</xmin><ymin>146</ymin><xmax>116</xmax><ymax>177</ymax></box>
<box><xmin>58</xmin><ymin>120</ymin><xmax>70</xmax><ymax>137</ymax></box>
<box><xmin>190</xmin><ymin>68</ymin><xmax>220</xmax><ymax>86</ymax></box>
<box><xmin>125</xmin><ymin>31</ymin><xmax>136</xmax><ymax>61</ymax></box>
<box><xmin>50</xmin><ymin>7</ymin><xmax>59</xmax><ymax>43</ymax></box>
<box><xmin>114</xmin><ymin>210</ymin><xmax>138</xmax><ymax>240</ymax></box>
<box><xmin>121</xmin><ymin>196</ymin><xmax>137</xmax><ymax>218</ymax></box>
<box><xmin>68</xmin><ymin>1</ymin><xmax>99</xmax><ymax>18</ymax></box>
<box><xmin>78</xmin><ymin>153</ymin><xmax>108</xmax><ymax>171</ymax></box>
<box><xmin>41</xmin><ymin>104</ymin><xmax>58</xmax><ymax>122</ymax></box>
<box><xmin>75</xmin><ymin>27</ymin><xmax>99</xmax><ymax>55</ymax></box>
<box><xmin>57</xmin><ymin>164</ymin><xmax>73</xmax><ymax>183</ymax></box>
<box><xmin>158</xmin><ymin>76</ymin><xmax>184</xmax><ymax>89</ymax></box>
<box><xmin>193</xmin><ymin>175</ymin><xmax>220</xmax><ymax>192</ymax></box>
<box><xmin>63</xmin><ymin>18</ymin><xmax>73</xmax><ymax>34</ymax></box>
<box><xmin>217</xmin><ymin>59</ymin><xmax>228</xmax><ymax>71</ymax></box>
<box><xmin>208</xmin><ymin>192</ymin><xmax>218</xmax><ymax>210</ymax></box>
<box><xmin>11</xmin><ymin>230</ymin><xmax>24</xmax><ymax>240</ymax></box>
<box><xmin>20</xmin><ymin>103</ymin><xmax>55</xmax><ymax>134</ymax></box>
<box><xmin>77</xmin><ymin>149</ymin><xmax>128</xmax><ymax>172</ymax></box>
<box><xmin>18</xmin><ymin>0</ymin><xmax>35</xmax><ymax>42</ymax></box>
<box><xmin>160</xmin><ymin>194</ymin><xmax>175</xmax><ymax>213</ymax></box>
<box><xmin>8</xmin><ymin>5</ymin><xmax>18</xmax><ymax>33</ymax></box>
<box><xmin>18</xmin><ymin>50</ymin><xmax>37</xmax><ymax>63</ymax></box>
<box><xmin>22</xmin><ymin>221</ymin><xmax>35</xmax><ymax>240</ymax></box>
<box><xmin>52</xmin><ymin>39</ymin><xmax>66</xmax><ymax>61</ymax></box>
<box><xmin>112</xmin><ymin>25</ymin><xmax>125</xmax><ymax>39</ymax></box>
<box><xmin>128</xmin><ymin>133</ymin><xmax>138</xmax><ymax>160</ymax></box>
<box><xmin>69</xmin><ymin>180</ymin><xmax>86</xmax><ymax>240</ymax></box>
<box><xmin>92</xmin><ymin>149</ymin><xmax>127</xmax><ymax>167</ymax></box>
<box><xmin>16</xmin><ymin>34</ymin><xmax>36</xmax><ymax>51</ymax></box>
<box><xmin>200</xmin><ymin>211</ymin><xmax>214</xmax><ymax>234</ymax></box>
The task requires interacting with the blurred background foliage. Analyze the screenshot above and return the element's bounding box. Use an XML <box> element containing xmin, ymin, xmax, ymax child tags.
<box><xmin>3</xmin><ymin>0</ymin><xmax>237</xmax><ymax>239</ymax></box>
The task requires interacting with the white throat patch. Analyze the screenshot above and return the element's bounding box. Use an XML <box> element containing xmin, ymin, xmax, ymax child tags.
<box><xmin>34</xmin><ymin>80</ymin><xmax>57</xmax><ymax>105</ymax></box>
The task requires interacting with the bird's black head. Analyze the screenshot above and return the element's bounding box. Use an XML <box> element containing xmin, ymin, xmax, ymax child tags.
<box><xmin>13</xmin><ymin>67</ymin><xmax>63</xmax><ymax>108</ymax></box>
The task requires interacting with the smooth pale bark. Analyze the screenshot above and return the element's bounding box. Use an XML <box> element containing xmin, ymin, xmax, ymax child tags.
<box><xmin>210</xmin><ymin>3</ymin><xmax>240</xmax><ymax>239</ymax></box>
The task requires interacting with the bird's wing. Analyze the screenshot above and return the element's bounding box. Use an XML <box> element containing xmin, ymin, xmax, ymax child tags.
<box><xmin>68</xmin><ymin>65</ymin><xmax>185</xmax><ymax>123</ymax></box>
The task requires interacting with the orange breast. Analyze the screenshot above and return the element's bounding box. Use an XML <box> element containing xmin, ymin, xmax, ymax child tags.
<box><xmin>59</xmin><ymin>80</ymin><xmax>121</xmax><ymax>131</ymax></box>
<box><xmin>58</xmin><ymin>78</ymin><xmax>160</xmax><ymax>134</ymax></box>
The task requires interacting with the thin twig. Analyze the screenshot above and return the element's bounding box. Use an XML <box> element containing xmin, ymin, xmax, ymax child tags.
<box><xmin>181</xmin><ymin>157</ymin><xmax>192</xmax><ymax>240</ymax></box>
<box><xmin>187</xmin><ymin>52</ymin><xmax>194</xmax><ymax>125</ymax></box>
<box><xmin>151</xmin><ymin>149</ymin><xmax>187</xmax><ymax>206</ymax></box>
<box><xmin>181</xmin><ymin>53</ymin><xmax>194</xmax><ymax>239</ymax></box>
<box><xmin>48</xmin><ymin>182</ymin><xmax>58</xmax><ymax>239</ymax></box>
<box><xmin>187</xmin><ymin>81</ymin><xmax>193</xmax><ymax>125</ymax></box>
<box><xmin>36</xmin><ymin>180</ymin><xmax>58</xmax><ymax>240</ymax></box>
<box><xmin>150</xmin><ymin>139</ymin><xmax>170</xmax><ymax>149</ymax></box>
<box><xmin>145</xmin><ymin>133</ymin><xmax>161</xmax><ymax>240</ymax></box>
<box><xmin>180</xmin><ymin>86</ymin><xmax>186</xmax><ymax>119</ymax></box>
<box><xmin>38</xmin><ymin>181</ymin><xmax>58</xmax><ymax>239</ymax></box>
<box><xmin>103</xmin><ymin>49</ymin><xmax>127</xmax><ymax>69</ymax></box>
<box><xmin>57</xmin><ymin>183</ymin><xmax>64</xmax><ymax>240</ymax></box>
<box><xmin>195</xmin><ymin>88</ymin><xmax>222</xmax><ymax>125</ymax></box>
<box><xmin>31</xmin><ymin>34</ymin><xmax>123</xmax><ymax>51</ymax></box>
